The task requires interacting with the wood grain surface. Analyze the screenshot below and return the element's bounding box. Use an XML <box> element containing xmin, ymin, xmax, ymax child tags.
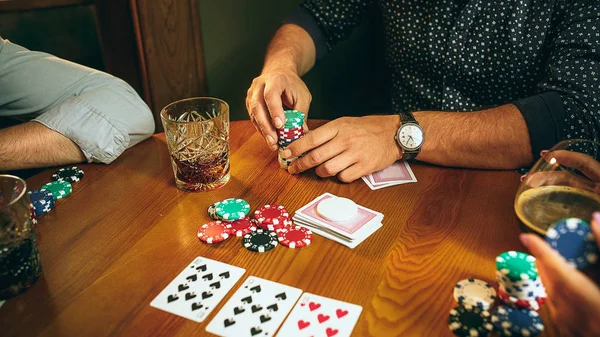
<box><xmin>0</xmin><ymin>120</ymin><xmax>559</xmax><ymax>337</ymax></box>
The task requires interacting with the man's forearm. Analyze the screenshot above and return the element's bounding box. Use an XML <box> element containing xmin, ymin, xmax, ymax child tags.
<box><xmin>262</xmin><ymin>24</ymin><xmax>316</xmax><ymax>76</ymax></box>
<box><xmin>0</xmin><ymin>122</ymin><xmax>85</xmax><ymax>171</ymax></box>
<box><xmin>414</xmin><ymin>104</ymin><xmax>534</xmax><ymax>169</ymax></box>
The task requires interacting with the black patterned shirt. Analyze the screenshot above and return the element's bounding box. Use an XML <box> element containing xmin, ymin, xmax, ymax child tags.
<box><xmin>287</xmin><ymin>0</ymin><xmax>600</xmax><ymax>158</ymax></box>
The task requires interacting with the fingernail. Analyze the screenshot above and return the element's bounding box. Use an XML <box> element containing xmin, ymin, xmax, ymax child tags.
<box><xmin>274</xmin><ymin>117</ymin><xmax>283</xmax><ymax>129</ymax></box>
<box><xmin>266</xmin><ymin>135</ymin><xmax>275</xmax><ymax>145</ymax></box>
<box><xmin>288</xmin><ymin>166</ymin><xmax>296</xmax><ymax>174</ymax></box>
<box><xmin>282</xmin><ymin>149</ymin><xmax>292</xmax><ymax>158</ymax></box>
<box><xmin>593</xmin><ymin>212</ymin><xmax>600</xmax><ymax>226</ymax></box>
<box><xmin>520</xmin><ymin>233</ymin><xmax>530</xmax><ymax>248</ymax></box>
<box><xmin>520</xmin><ymin>174</ymin><xmax>527</xmax><ymax>182</ymax></box>
<box><xmin>540</xmin><ymin>150</ymin><xmax>549</xmax><ymax>156</ymax></box>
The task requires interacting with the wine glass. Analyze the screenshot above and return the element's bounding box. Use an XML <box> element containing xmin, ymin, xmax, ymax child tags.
<box><xmin>515</xmin><ymin>139</ymin><xmax>600</xmax><ymax>235</ymax></box>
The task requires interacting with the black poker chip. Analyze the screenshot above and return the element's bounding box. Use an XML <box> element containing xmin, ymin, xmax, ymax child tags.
<box><xmin>51</xmin><ymin>166</ymin><xmax>84</xmax><ymax>183</ymax></box>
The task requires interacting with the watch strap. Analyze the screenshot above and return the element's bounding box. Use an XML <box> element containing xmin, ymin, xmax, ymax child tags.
<box><xmin>399</xmin><ymin>111</ymin><xmax>416</xmax><ymax>124</ymax></box>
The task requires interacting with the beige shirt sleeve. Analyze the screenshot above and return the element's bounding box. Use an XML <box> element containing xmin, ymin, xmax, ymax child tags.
<box><xmin>0</xmin><ymin>37</ymin><xmax>155</xmax><ymax>164</ymax></box>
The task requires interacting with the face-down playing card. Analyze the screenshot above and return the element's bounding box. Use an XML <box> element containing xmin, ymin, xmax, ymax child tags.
<box><xmin>150</xmin><ymin>256</ymin><xmax>245</xmax><ymax>322</ymax></box>
<box><xmin>206</xmin><ymin>276</ymin><xmax>303</xmax><ymax>337</ymax></box>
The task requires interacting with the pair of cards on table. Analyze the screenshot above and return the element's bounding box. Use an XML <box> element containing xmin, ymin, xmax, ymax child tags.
<box><xmin>151</xmin><ymin>256</ymin><xmax>362</xmax><ymax>337</ymax></box>
<box><xmin>361</xmin><ymin>161</ymin><xmax>417</xmax><ymax>190</ymax></box>
<box><xmin>293</xmin><ymin>192</ymin><xmax>384</xmax><ymax>249</ymax></box>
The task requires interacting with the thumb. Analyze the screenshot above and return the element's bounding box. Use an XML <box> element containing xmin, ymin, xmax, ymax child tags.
<box><xmin>520</xmin><ymin>233</ymin><xmax>575</xmax><ymax>291</ymax></box>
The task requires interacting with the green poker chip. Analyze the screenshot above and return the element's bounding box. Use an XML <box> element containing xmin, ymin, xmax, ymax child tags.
<box><xmin>283</xmin><ymin>110</ymin><xmax>304</xmax><ymax>127</ymax></box>
<box><xmin>496</xmin><ymin>251</ymin><xmax>538</xmax><ymax>281</ymax></box>
<box><xmin>242</xmin><ymin>229</ymin><xmax>278</xmax><ymax>253</ymax></box>
<box><xmin>214</xmin><ymin>198</ymin><xmax>250</xmax><ymax>221</ymax></box>
<box><xmin>40</xmin><ymin>181</ymin><xmax>72</xmax><ymax>200</ymax></box>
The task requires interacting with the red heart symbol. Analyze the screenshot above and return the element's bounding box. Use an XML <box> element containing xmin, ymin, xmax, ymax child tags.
<box><xmin>308</xmin><ymin>302</ymin><xmax>321</xmax><ymax>311</ymax></box>
<box><xmin>317</xmin><ymin>313</ymin><xmax>330</xmax><ymax>323</ymax></box>
<box><xmin>297</xmin><ymin>320</ymin><xmax>310</xmax><ymax>330</ymax></box>
<box><xmin>326</xmin><ymin>328</ymin><xmax>339</xmax><ymax>337</ymax></box>
<box><xmin>336</xmin><ymin>309</ymin><xmax>348</xmax><ymax>318</ymax></box>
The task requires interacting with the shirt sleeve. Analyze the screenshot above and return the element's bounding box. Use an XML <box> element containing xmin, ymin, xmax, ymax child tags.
<box><xmin>285</xmin><ymin>0</ymin><xmax>375</xmax><ymax>61</ymax></box>
<box><xmin>0</xmin><ymin>37</ymin><xmax>155</xmax><ymax>164</ymax></box>
<box><xmin>513</xmin><ymin>1</ymin><xmax>600</xmax><ymax>159</ymax></box>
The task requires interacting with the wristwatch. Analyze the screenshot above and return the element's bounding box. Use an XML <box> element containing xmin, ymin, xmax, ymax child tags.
<box><xmin>394</xmin><ymin>112</ymin><xmax>424</xmax><ymax>160</ymax></box>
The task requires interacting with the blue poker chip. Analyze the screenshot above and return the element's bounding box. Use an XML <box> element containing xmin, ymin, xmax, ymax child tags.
<box><xmin>492</xmin><ymin>305</ymin><xmax>544</xmax><ymax>337</ymax></box>
<box><xmin>28</xmin><ymin>189</ymin><xmax>55</xmax><ymax>216</ymax></box>
<box><xmin>545</xmin><ymin>218</ymin><xmax>599</xmax><ymax>269</ymax></box>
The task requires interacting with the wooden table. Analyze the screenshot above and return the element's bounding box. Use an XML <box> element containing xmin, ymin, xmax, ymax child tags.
<box><xmin>0</xmin><ymin>120</ymin><xmax>559</xmax><ymax>336</ymax></box>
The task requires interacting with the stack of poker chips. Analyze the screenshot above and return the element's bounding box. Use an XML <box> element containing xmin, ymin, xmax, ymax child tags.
<box><xmin>496</xmin><ymin>251</ymin><xmax>547</xmax><ymax>311</ymax></box>
<box><xmin>277</xmin><ymin>110</ymin><xmax>305</xmax><ymax>170</ymax></box>
<box><xmin>201</xmin><ymin>199</ymin><xmax>312</xmax><ymax>252</ymax></box>
<box><xmin>28</xmin><ymin>190</ymin><xmax>55</xmax><ymax>217</ymax></box>
<box><xmin>27</xmin><ymin>166</ymin><xmax>83</xmax><ymax>217</ymax></box>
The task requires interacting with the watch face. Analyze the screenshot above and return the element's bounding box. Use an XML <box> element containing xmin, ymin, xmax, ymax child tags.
<box><xmin>398</xmin><ymin>123</ymin><xmax>424</xmax><ymax>150</ymax></box>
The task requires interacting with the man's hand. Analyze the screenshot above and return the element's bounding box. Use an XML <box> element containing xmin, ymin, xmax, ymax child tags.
<box><xmin>246</xmin><ymin>67</ymin><xmax>312</xmax><ymax>151</ymax></box>
<box><xmin>281</xmin><ymin>115</ymin><xmax>402</xmax><ymax>182</ymax></box>
<box><xmin>520</xmin><ymin>213</ymin><xmax>600</xmax><ymax>337</ymax></box>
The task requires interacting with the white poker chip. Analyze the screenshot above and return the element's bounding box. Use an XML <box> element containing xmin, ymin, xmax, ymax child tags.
<box><xmin>453</xmin><ymin>278</ymin><xmax>497</xmax><ymax>310</ymax></box>
<box><xmin>316</xmin><ymin>196</ymin><xmax>358</xmax><ymax>222</ymax></box>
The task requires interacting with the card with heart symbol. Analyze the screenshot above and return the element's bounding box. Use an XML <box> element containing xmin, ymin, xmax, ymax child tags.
<box><xmin>206</xmin><ymin>276</ymin><xmax>302</xmax><ymax>337</ymax></box>
<box><xmin>150</xmin><ymin>256</ymin><xmax>245</xmax><ymax>322</ymax></box>
<box><xmin>276</xmin><ymin>292</ymin><xmax>362</xmax><ymax>337</ymax></box>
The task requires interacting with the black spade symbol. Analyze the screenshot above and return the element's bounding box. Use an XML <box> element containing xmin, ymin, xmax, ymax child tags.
<box><xmin>224</xmin><ymin>318</ymin><xmax>235</xmax><ymax>327</ymax></box>
<box><xmin>178</xmin><ymin>284</ymin><xmax>189</xmax><ymax>292</ymax></box>
<box><xmin>234</xmin><ymin>306</ymin><xmax>245</xmax><ymax>315</ymax></box>
<box><xmin>250</xmin><ymin>327</ymin><xmax>262</xmax><ymax>336</ymax></box>
<box><xmin>185</xmin><ymin>292</ymin><xmax>196</xmax><ymax>301</ymax></box>
<box><xmin>210</xmin><ymin>281</ymin><xmax>221</xmax><ymax>289</ymax></box>
<box><xmin>251</xmin><ymin>304</ymin><xmax>262</xmax><ymax>313</ymax></box>
<box><xmin>241</xmin><ymin>296</ymin><xmax>252</xmax><ymax>304</ymax></box>
<box><xmin>202</xmin><ymin>291</ymin><xmax>213</xmax><ymax>299</ymax></box>
<box><xmin>196</xmin><ymin>264</ymin><xmax>207</xmax><ymax>272</ymax></box>
<box><xmin>219</xmin><ymin>271</ymin><xmax>230</xmax><ymax>279</ymax></box>
<box><xmin>249</xmin><ymin>285</ymin><xmax>261</xmax><ymax>293</ymax></box>
<box><xmin>275</xmin><ymin>292</ymin><xmax>287</xmax><ymax>300</ymax></box>
<box><xmin>259</xmin><ymin>314</ymin><xmax>271</xmax><ymax>323</ymax></box>
<box><xmin>191</xmin><ymin>302</ymin><xmax>203</xmax><ymax>311</ymax></box>
<box><xmin>202</xmin><ymin>273</ymin><xmax>214</xmax><ymax>281</ymax></box>
<box><xmin>186</xmin><ymin>274</ymin><xmax>198</xmax><ymax>282</ymax></box>
<box><xmin>167</xmin><ymin>294</ymin><xmax>179</xmax><ymax>303</ymax></box>
<box><xmin>267</xmin><ymin>303</ymin><xmax>278</xmax><ymax>312</ymax></box>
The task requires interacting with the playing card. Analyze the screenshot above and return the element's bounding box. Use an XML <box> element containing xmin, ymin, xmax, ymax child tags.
<box><xmin>294</xmin><ymin>193</ymin><xmax>383</xmax><ymax>239</ymax></box>
<box><xmin>293</xmin><ymin>218</ymin><xmax>383</xmax><ymax>249</ymax></box>
<box><xmin>362</xmin><ymin>161</ymin><xmax>417</xmax><ymax>190</ymax></box>
<box><xmin>206</xmin><ymin>276</ymin><xmax>303</xmax><ymax>337</ymax></box>
<box><xmin>150</xmin><ymin>256</ymin><xmax>245</xmax><ymax>322</ymax></box>
<box><xmin>277</xmin><ymin>292</ymin><xmax>362</xmax><ymax>337</ymax></box>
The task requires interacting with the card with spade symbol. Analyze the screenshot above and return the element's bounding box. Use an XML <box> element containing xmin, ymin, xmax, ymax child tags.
<box><xmin>276</xmin><ymin>292</ymin><xmax>362</xmax><ymax>337</ymax></box>
<box><xmin>206</xmin><ymin>276</ymin><xmax>302</xmax><ymax>337</ymax></box>
<box><xmin>150</xmin><ymin>256</ymin><xmax>245</xmax><ymax>322</ymax></box>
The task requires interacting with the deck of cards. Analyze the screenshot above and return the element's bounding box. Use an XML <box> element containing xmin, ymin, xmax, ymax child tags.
<box><xmin>292</xmin><ymin>193</ymin><xmax>384</xmax><ymax>249</ymax></box>
<box><xmin>361</xmin><ymin>161</ymin><xmax>417</xmax><ymax>190</ymax></box>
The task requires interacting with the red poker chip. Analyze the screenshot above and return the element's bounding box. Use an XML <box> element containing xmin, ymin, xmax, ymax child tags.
<box><xmin>277</xmin><ymin>131</ymin><xmax>304</xmax><ymax>137</ymax></box>
<box><xmin>497</xmin><ymin>286</ymin><xmax>545</xmax><ymax>310</ymax></box>
<box><xmin>254</xmin><ymin>204</ymin><xmax>290</xmax><ymax>225</ymax></box>
<box><xmin>197</xmin><ymin>220</ymin><xmax>232</xmax><ymax>243</ymax></box>
<box><xmin>230</xmin><ymin>217</ymin><xmax>257</xmax><ymax>237</ymax></box>
<box><xmin>258</xmin><ymin>218</ymin><xmax>292</xmax><ymax>231</ymax></box>
<box><xmin>276</xmin><ymin>225</ymin><xmax>312</xmax><ymax>248</ymax></box>
<box><xmin>277</xmin><ymin>127</ymin><xmax>303</xmax><ymax>133</ymax></box>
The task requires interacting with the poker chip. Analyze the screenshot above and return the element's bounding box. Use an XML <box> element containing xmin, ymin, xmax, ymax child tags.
<box><xmin>254</xmin><ymin>204</ymin><xmax>290</xmax><ymax>225</ymax></box>
<box><xmin>316</xmin><ymin>197</ymin><xmax>358</xmax><ymax>222</ymax></box>
<box><xmin>208</xmin><ymin>202</ymin><xmax>219</xmax><ymax>220</ymax></box>
<box><xmin>28</xmin><ymin>189</ymin><xmax>55</xmax><ymax>216</ymax></box>
<box><xmin>496</xmin><ymin>251</ymin><xmax>538</xmax><ymax>281</ymax></box>
<box><xmin>242</xmin><ymin>229</ymin><xmax>278</xmax><ymax>252</ymax></box>
<box><xmin>447</xmin><ymin>305</ymin><xmax>493</xmax><ymax>337</ymax></box>
<box><xmin>496</xmin><ymin>271</ymin><xmax>546</xmax><ymax>299</ymax></box>
<box><xmin>229</xmin><ymin>217</ymin><xmax>257</xmax><ymax>237</ymax></box>
<box><xmin>214</xmin><ymin>198</ymin><xmax>250</xmax><ymax>221</ymax></box>
<box><xmin>258</xmin><ymin>218</ymin><xmax>292</xmax><ymax>231</ymax></box>
<box><xmin>51</xmin><ymin>166</ymin><xmax>84</xmax><ymax>183</ymax></box>
<box><xmin>197</xmin><ymin>221</ymin><xmax>232</xmax><ymax>243</ymax></box>
<box><xmin>545</xmin><ymin>218</ymin><xmax>599</xmax><ymax>269</ymax></box>
<box><xmin>498</xmin><ymin>286</ymin><xmax>545</xmax><ymax>311</ymax></box>
<box><xmin>276</xmin><ymin>225</ymin><xmax>312</xmax><ymax>248</ymax></box>
<box><xmin>283</xmin><ymin>110</ymin><xmax>304</xmax><ymax>128</ymax></box>
<box><xmin>40</xmin><ymin>181</ymin><xmax>72</xmax><ymax>200</ymax></box>
<box><xmin>453</xmin><ymin>278</ymin><xmax>497</xmax><ymax>310</ymax></box>
<box><xmin>491</xmin><ymin>305</ymin><xmax>544</xmax><ymax>337</ymax></box>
